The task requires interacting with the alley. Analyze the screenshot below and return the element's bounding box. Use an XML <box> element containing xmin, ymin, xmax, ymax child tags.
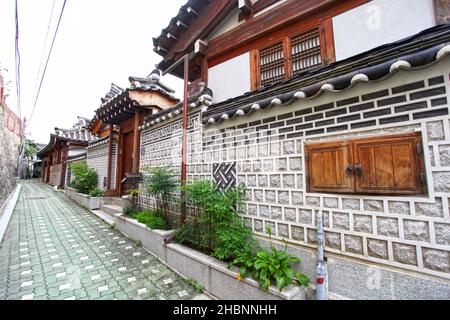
<box><xmin>0</xmin><ymin>181</ymin><xmax>197</xmax><ymax>300</ymax></box>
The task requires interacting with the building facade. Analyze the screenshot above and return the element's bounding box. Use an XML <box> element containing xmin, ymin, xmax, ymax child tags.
<box><xmin>141</xmin><ymin>0</ymin><xmax>450</xmax><ymax>299</ymax></box>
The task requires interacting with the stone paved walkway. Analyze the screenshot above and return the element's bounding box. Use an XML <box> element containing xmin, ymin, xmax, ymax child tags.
<box><xmin>0</xmin><ymin>181</ymin><xmax>198</xmax><ymax>300</ymax></box>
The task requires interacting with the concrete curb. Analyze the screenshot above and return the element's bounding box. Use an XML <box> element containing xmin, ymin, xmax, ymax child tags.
<box><xmin>0</xmin><ymin>184</ymin><xmax>22</xmax><ymax>243</ymax></box>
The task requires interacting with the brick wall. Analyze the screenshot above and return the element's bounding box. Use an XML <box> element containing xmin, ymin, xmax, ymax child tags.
<box><xmin>139</xmin><ymin>58</ymin><xmax>450</xmax><ymax>297</ymax></box>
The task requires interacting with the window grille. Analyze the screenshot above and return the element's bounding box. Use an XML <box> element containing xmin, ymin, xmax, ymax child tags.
<box><xmin>259</xmin><ymin>42</ymin><xmax>285</xmax><ymax>87</ymax></box>
<box><xmin>291</xmin><ymin>28</ymin><xmax>322</xmax><ymax>76</ymax></box>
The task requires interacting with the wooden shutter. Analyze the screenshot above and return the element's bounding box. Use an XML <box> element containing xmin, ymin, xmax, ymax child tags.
<box><xmin>259</xmin><ymin>41</ymin><xmax>285</xmax><ymax>87</ymax></box>
<box><xmin>290</xmin><ymin>27</ymin><xmax>322</xmax><ymax>76</ymax></box>
<box><xmin>353</xmin><ymin>133</ymin><xmax>424</xmax><ymax>195</ymax></box>
<box><xmin>305</xmin><ymin>141</ymin><xmax>354</xmax><ymax>193</ymax></box>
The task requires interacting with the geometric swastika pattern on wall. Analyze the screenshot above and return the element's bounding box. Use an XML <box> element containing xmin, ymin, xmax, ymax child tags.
<box><xmin>213</xmin><ymin>162</ymin><xmax>237</xmax><ymax>190</ymax></box>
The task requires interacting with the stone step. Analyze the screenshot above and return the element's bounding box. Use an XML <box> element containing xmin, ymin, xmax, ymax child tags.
<box><xmin>100</xmin><ymin>204</ymin><xmax>123</xmax><ymax>216</ymax></box>
<box><xmin>111</xmin><ymin>197</ymin><xmax>125</xmax><ymax>208</ymax></box>
<box><xmin>91</xmin><ymin>209</ymin><xmax>115</xmax><ymax>225</ymax></box>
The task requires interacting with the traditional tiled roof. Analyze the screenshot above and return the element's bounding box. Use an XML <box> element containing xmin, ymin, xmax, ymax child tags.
<box><xmin>100</xmin><ymin>83</ymin><xmax>124</xmax><ymax>104</ymax></box>
<box><xmin>202</xmin><ymin>24</ymin><xmax>450</xmax><ymax>125</ymax></box>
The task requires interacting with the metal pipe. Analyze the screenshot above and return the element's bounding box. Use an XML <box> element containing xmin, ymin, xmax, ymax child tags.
<box><xmin>316</xmin><ymin>209</ymin><xmax>327</xmax><ymax>300</ymax></box>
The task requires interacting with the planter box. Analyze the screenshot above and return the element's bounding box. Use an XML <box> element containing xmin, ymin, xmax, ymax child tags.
<box><xmin>112</xmin><ymin>215</ymin><xmax>306</xmax><ymax>300</ymax></box>
<box><xmin>65</xmin><ymin>187</ymin><xmax>101</xmax><ymax>210</ymax></box>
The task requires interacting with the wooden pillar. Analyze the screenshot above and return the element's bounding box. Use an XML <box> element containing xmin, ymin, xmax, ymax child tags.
<box><xmin>60</xmin><ymin>144</ymin><xmax>69</xmax><ymax>188</ymax></box>
<box><xmin>434</xmin><ymin>0</ymin><xmax>450</xmax><ymax>24</ymax></box>
<box><xmin>132</xmin><ymin>112</ymin><xmax>140</xmax><ymax>173</ymax></box>
<box><xmin>106</xmin><ymin>124</ymin><xmax>113</xmax><ymax>191</ymax></box>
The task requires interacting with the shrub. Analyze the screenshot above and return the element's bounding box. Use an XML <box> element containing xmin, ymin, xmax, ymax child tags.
<box><xmin>70</xmin><ymin>162</ymin><xmax>98</xmax><ymax>195</ymax></box>
<box><xmin>134</xmin><ymin>210</ymin><xmax>166</xmax><ymax>230</ymax></box>
<box><xmin>89</xmin><ymin>188</ymin><xmax>105</xmax><ymax>197</ymax></box>
<box><xmin>142</xmin><ymin>167</ymin><xmax>177</xmax><ymax>227</ymax></box>
<box><xmin>123</xmin><ymin>206</ymin><xmax>138</xmax><ymax>217</ymax></box>
<box><xmin>175</xmin><ymin>180</ymin><xmax>256</xmax><ymax>261</ymax></box>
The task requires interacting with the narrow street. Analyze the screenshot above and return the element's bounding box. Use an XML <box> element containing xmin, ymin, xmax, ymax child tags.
<box><xmin>0</xmin><ymin>180</ymin><xmax>198</xmax><ymax>300</ymax></box>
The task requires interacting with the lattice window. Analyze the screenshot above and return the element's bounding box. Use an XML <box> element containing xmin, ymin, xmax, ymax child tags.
<box><xmin>260</xmin><ymin>42</ymin><xmax>285</xmax><ymax>87</ymax></box>
<box><xmin>291</xmin><ymin>27</ymin><xmax>322</xmax><ymax>76</ymax></box>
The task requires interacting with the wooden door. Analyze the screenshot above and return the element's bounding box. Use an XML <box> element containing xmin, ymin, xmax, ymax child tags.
<box><xmin>353</xmin><ymin>133</ymin><xmax>423</xmax><ymax>195</ymax></box>
<box><xmin>305</xmin><ymin>141</ymin><xmax>354</xmax><ymax>193</ymax></box>
<box><xmin>121</xmin><ymin>131</ymin><xmax>134</xmax><ymax>195</ymax></box>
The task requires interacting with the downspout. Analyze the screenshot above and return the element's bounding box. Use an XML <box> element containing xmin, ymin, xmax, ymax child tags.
<box><xmin>316</xmin><ymin>209</ymin><xmax>327</xmax><ymax>300</ymax></box>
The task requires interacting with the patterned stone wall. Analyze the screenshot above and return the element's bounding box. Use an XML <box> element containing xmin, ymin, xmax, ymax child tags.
<box><xmin>86</xmin><ymin>142</ymin><xmax>118</xmax><ymax>190</ymax></box>
<box><xmin>139</xmin><ymin>59</ymin><xmax>450</xmax><ymax>286</ymax></box>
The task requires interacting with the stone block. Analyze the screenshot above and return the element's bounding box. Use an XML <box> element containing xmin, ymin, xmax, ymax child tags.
<box><xmin>325</xmin><ymin>232</ymin><xmax>342</xmax><ymax>250</ymax></box>
<box><xmin>277</xmin><ymin>223</ymin><xmax>289</xmax><ymax>238</ymax></box>
<box><xmin>228</xmin><ymin>148</ymin><xmax>236</xmax><ymax>160</ymax></box>
<box><xmin>242</xmin><ymin>161</ymin><xmax>252</xmax><ymax>172</ymax></box>
<box><xmin>259</xmin><ymin>205</ymin><xmax>270</xmax><ymax>218</ymax></box>
<box><xmin>248</xmin><ymin>145</ymin><xmax>257</xmax><ymax>158</ymax></box>
<box><xmin>364</xmin><ymin>200</ymin><xmax>384</xmax><ymax>212</ymax></box>
<box><xmin>254</xmin><ymin>219</ymin><xmax>263</xmax><ymax>232</ymax></box>
<box><xmin>291</xmin><ymin>226</ymin><xmax>304</xmax><ymax>241</ymax></box>
<box><xmin>258</xmin><ymin>144</ymin><xmax>268</xmax><ymax>157</ymax></box>
<box><xmin>307</xmin><ymin>228</ymin><xmax>317</xmax><ymax>244</ymax></box>
<box><xmin>277</xmin><ymin>191</ymin><xmax>289</xmax><ymax>205</ymax></box>
<box><xmin>433</xmin><ymin>172</ymin><xmax>450</xmax><ymax>192</ymax></box>
<box><xmin>284</xmin><ymin>208</ymin><xmax>297</xmax><ymax>222</ymax></box>
<box><xmin>377</xmin><ymin>217</ymin><xmax>399</xmax><ymax>238</ymax></box>
<box><xmin>426</xmin><ymin>121</ymin><xmax>445</xmax><ymax>141</ymax></box>
<box><xmin>353</xmin><ymin>214</ymin><xmax>373</xmax><ymax>234</ymax></box>
<box><xmin>291</xmin><ymin>191</ymin><xmax>303</xmax><ymax>205</ymax></box>
<box><xmin>434</xmin><ymin>223</ymin><xmax>450</xmax><ymax>245</ymax></box>
<box><xmin>254</xmin><ymin>190</ymin><xmax>264</xmax><ymax>202</ymax></box>
<box><xmin>282</xmin><ymin>174</ymin><xmax>295</xmax><ymax>188</ymax></box>
<box><xmin>439</xmin><ymin>145</ymin><xmax>450</xmax><ymax>166</ymax></box>
<box><xmin>298</xmin><ymin>209</ymin><xmax>313</xmax><ymax>224</ymax></box>
<box><xmin>244</xmin><ymin>218</ymin><xmax>252</xmax><ymax>228</ymax></box>
<box><xmin>247</xmin><ymin>175</ymin><xmax>256</xmax><ymax>187</ymax></box>
<box><xmin>306</xmin><ymin>196</ymin><xmax>320</xmax><ymax>206</ymax></box>
<box><xmin>415</xmin><ymin>198</ymin><xmax>443</xmax><ymax>217</ymax></box>
<box><xmin>238</xmin><ymin>147</ymin><xmax>247</xmax><ymax>159</ymax></box>
<box><xmin>258</xmin><ymin>175</ymin><xmax>268</xmax><ymax>187</ymax></box>
<box><xmin>367</xmin><ymin>239</ymin><xmax>388</xmax><ymax>259</ymax></box>
<box><xmin>429</xmin><ymin>146</ymin><xmax>435</xmax><ymax>166</ymax></box>
<box><xmin>283</xmin><ymin>141</ymin><xmax>295</xmax><ymax>155</ymax></box>
<box><xmin>247</xmin><ymin>204</ymin><xmax>257</xmax><ymax>216</ymax></box>
<box><xmin>392</xmin><ymin>243</ymin><xmax>417</xmax><ymax>266</ymax></box>
<box><xmin>266</xmin><ymin>190</ymin><xmax>276</xmax><ymax>203</ymax></box>
<box><xmin>289</xmin><ymin>157</ymin><xmax>302</xmax><ymax>171</ymax></box>
<box><xmin>388</xmin><ymin>201</ymin><xmax>410</xmax><ymax>215</ymax></box>
<box><xmin>277</xmin><ymin>158</ymin><xmax>287</xmax><ymax>171</ymax></box>
<box><xmin>296</xmin><ymin>174</ymin><xmax>304</xmax><ymax>189</ymax></box>
<box><xmin>253</xmin><ymin>160</ymin><xmax>262</xmax><ymax>172</ymax></box>
<box><xmin>344</xmin><ymin>235</ymin><xmax>364</xmax><ymax>254</ymax></box>
<box><xmin>270</xmin><ymin>175</ymin><xmax>281</xmax><ymax>188</ymax></box>
<box><xmin>422</xmin><ymin>248</ymin><xmax>450</xmax><ymax>273</ymax></box>
<box><xmin>333</xmin><ymin>212</ymin><xmax>350</xmax><ymax>230</ymax></box>
<box><xmin>343</xmin><ymin>198</ymin><xmax>360</xmax><ymax>211</ymax></box>
<box><xmin>270</xmin><ymin>142</ymin><xmax>280</xmax><ymax>156</ymax></box>
<box><xmin>263</xmin><ymin>159</ymin><xmax>274</xmax><ymax>171</ymax></box>
<box><xmin>403</xmin><ymin>220</ymin><xmax>430</xmax><ymax>242</ymax></box>
<box><xmin>271</xmin><ymin>206</ymin><xmax>283</xmax><ymax>220</ymax></box>
<box><xmin>265</xmin><ymin>221</ymin><xmax>276</xmax><ymax>235</ymax></box>
<box><xmin>324</xmin><ymin>197</ymin><xmax>338</xmax><ymax>208</ymax></box>
<box><xmin>245</xmin><ymin>190</ymin><xmax>253</xmax><ymax>201</ymax></box>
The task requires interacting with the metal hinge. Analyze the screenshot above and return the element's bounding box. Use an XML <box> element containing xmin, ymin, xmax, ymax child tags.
<box><xmin>419</xmin><ymin>172</ymin><xmax>425</xmax><ymax>184</ymax></box>
<box><xmin>416</xmin><ymin>142</ymin><xmax>422</xmax><ymax>155</ymax></box>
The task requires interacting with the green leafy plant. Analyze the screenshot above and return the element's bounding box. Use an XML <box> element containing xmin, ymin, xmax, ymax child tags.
<box><xmin>134</xmin><ymin>210</ymin><xmax>167</xmax><ymax>230</ymax></box>
<box><xmin>123</xmin><ymin>206</ymin><xmax>138</xmax><ymax>217</ymax></box>
<box><xmin>184</xmin><ymin>278</ymin><xmax>204</xmax><ymax>293</ymax></box>
<box><xmin>70</xmin><ymin>162</ymin><xmax>98</xmax><ymax>195</ymax></box>
<box><xmin>143</xmin><ymin>167</ymin><xmax>177</xmax><ymax>228</ymax></box>
<box><xmin>177</xmin><ymin>180</ymin><xmax>256</xmax><ymax>261</ymax></box>
<box><xmin>89</xmin><ymin>188</ymin><xmax>105</xmax><ymax>197</ymax></box>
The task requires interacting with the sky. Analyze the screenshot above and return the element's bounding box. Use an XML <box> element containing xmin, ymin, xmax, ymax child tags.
<box><xmin>0</xmin><ymin>0</ymin><xmax>185</xmax><ymax>144</ymax></box>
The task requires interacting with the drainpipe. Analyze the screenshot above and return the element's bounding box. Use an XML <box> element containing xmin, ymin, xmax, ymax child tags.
<box><xmin>316</xmin><ymin>209</ymin><xmax>327</xmax><ymax>300</ymax></box>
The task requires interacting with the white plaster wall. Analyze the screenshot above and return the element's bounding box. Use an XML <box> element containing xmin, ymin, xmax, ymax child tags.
<box><xmin>208</xmin><ymin>52</ymin><xmax>251</xmax><ymax>103</ymax></box>
<box><xmin>333</xmin><ymin>0</ymin><xmax>436</xmax><ymax>61</ymax></box>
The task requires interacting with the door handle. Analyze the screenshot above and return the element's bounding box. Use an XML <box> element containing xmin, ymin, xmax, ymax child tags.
<box><xmin>354</xmin><ymin>164</ymin><xmax>363</xmax><ymax>176</ymax></box>
<box><xmin>345</xmin><ymin>165</ymin><xmax>353</xmax><ymax>175</ymax></box>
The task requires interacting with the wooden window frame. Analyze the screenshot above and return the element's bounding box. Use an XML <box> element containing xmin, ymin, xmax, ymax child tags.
<box><xmin>305</xmin><ymin>132</ymin><xmax>426</xmax><ymax>196</ymax></box>
<box><xmin>250</xmin><ymin>20</ymin><xmax>334</xmax><ymax>90</ymax></box>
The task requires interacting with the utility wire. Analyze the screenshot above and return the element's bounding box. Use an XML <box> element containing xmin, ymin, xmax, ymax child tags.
<box><xmin>28</xmin><ymin>0</ymin><xmax>67</xmax><ymax>125</ymax></box>
<box><xmin>33</xmin><ymin>0</ymin><xmax>56</xmax><ymax>98</ymax></box>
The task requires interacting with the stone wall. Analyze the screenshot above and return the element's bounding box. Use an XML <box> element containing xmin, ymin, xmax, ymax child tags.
<box><xmin>138</xmin><ymin>58</ymin><xmax>450</xmax><ymax>298</ymax></box>
<box><xmin>86</xmin><ymin>141</ymin><xmax>118</xmax><ymax>190</ymax></box>
<box><xmin>0</xmin><ymin>106</ymin><xmax>20</xmax><ymax>208</ymax></box>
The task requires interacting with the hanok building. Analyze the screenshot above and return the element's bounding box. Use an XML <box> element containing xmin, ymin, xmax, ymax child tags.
<box><xmin>141</xmin><ymin>0</ymin><xmax>450</xmax><ymax>299</ymax></box>
<box><xmin>38</xmin><ymin>117</ymin><xmax>95</xmax><ymax>188</ymax></box>
<box><xmin>94</xmin><ymin>72</ymin><xmax>179</xmax><ymax>196</ymax></box>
